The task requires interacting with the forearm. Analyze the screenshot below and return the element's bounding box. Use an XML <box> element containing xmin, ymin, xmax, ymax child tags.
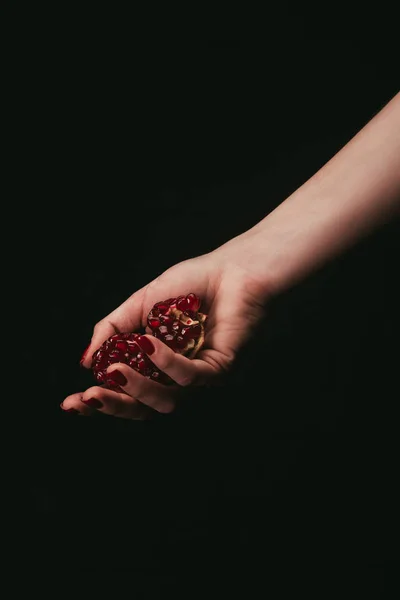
<box><xmin>232</xmin><ymin>93</ymin><xmax>400</xmax><ymax>296</ymax></box>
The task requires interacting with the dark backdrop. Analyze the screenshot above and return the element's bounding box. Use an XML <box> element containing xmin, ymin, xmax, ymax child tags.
<box><xmin>18</xmin><ymin>33</ymin><xmax>399</xmax><ymax>593</ymax></box>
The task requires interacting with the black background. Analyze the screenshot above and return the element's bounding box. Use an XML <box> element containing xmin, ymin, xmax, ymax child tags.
<box><xmin>16</xmin><ymin>28</ymin><xmax>399</xmax><ymax>594</ymax></box>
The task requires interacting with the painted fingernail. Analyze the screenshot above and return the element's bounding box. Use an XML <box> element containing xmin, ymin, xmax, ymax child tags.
<box><xmin>62</xmin><ymin>408</ymin><xmax>80</xmax><ymax>414</ymax></box>
<box><xmin>80</xmin><ymin>344</ymin><xmax>91</xmax><ymax>366</ymax></box>
<box><xmin>81</xmin><ymin>397</ymin><xmax>103</xmax><ymax>409</ymax></box>
<box><xmin>136</xmin><ymin>335</ymin><xmax>155</xmax><ymax>356</ymax></box>
<box><xmin>107</xmin><ymin>369</ymin><xmax>127</xmax><ymax>387</ymax></box>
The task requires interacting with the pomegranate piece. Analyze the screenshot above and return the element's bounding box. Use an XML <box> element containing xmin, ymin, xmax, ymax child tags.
<box><xmin>91</xmin><ymin>332</ymin><xmax>174</xmax><ymax>389</ymax></box>
<box><xmin>91</xmin><ymin>293</ymin><xmax>207</xmax><ymax>389</ymax></box>
<box><xmin>146</xmin><ymin>293</ymin><xmax>206</xmax><ymax>358</ymax></box>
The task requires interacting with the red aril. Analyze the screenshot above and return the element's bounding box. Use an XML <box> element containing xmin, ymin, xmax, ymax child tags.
<box><xmin>91</xmin><ymin>293</ymin><xmax>206</xmax><ymax>390</ymax></box>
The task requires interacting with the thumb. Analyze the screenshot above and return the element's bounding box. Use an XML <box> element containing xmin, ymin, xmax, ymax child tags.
<box><xmin>80</xmin><ymin>256</ymin><xmax>211</xmax><ymax>368</ymax></box>
<box><xmin>80</xmin><ymin>284</ymin><xmax>148</xmax><ymax>368</ymax></box>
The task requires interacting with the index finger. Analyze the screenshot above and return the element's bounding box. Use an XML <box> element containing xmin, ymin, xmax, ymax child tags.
<box><xmin>80</xmin><ymin>259</ymin><xmax>209</xmax><ymax>368</ymax></box>
<box><xmin>80</xmin><ymin>285</ymin><xmax>148</xmax><ymax>368</ymax></box>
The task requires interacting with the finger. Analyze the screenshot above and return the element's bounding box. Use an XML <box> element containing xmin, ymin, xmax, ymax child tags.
<box><xmin>80</xmin><ymin>285</ymin><xmax>148</xmax><ymax>368</ymax></box>
<box><xmin>61</xmin><ymin>392</ymin><xmax>94</xmax><ymax>416</ymax></box>
<box><xmin>80</xmin><ymin>385</ymin><xmax>156</xmax><ymax>420</ymax></box>
<box><xmin>133</xmin><ymin>335</ymin><xmax>217</xmax><ymax>387</ymax></box>
<box><xmin>105</xmin><ymin>363</ymin><xmax>177</xmax><ymax>414</ymax></box>
<box><xmin>80</xmin><ymin>257</ymin><xmax>210</xmax><ymax>369</ymax></box>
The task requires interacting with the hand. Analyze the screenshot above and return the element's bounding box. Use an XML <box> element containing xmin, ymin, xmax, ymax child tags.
<box><xmin>61</xmin><ymin>240</ymin><xmax>269</xmax><ymax>419</ymax></box>
<box><xmin>62</xmin><ymin>90</ymin><xmax>400</xmax><ymax>420</ymax></box>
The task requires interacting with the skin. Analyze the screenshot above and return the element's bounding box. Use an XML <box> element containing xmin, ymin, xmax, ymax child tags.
<box><xmin>62</xmin><ymin>93</ymin><xmax>400</xmax><ymax>419</ymax></box>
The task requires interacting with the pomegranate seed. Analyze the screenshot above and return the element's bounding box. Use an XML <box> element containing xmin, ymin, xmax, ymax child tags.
<box><xmin>148</xmin><ymin>318</ymin><xmax>161</xmax><ymax>328</ymax></box>
<box><xmin>186</xmin><ymin>293</ymin><xmax>200</xmax><ymax>311</ymax></box>
<box><xmin>92</xmin><ymin>294</ymin><xmax>206</xmax><ymax>387</ymax></box>
<box><xmin>137</xmin><ymin>358</ymin><xmax>146</xmax><ymax>371</ymax></box>
<box><xmin>160</xmin><ymin>315</ymin><xmax>173</xmax><ymax>325</ymax></box>
<box><xmin>154</xmin><ymin>302</ymin><xmax>169</xmax><ymax>314</ymax></box>
<box><xmin>176</xmin><ymin>296</ymin><xmax>188</xmax><ymax>311</ymax></box>
<box><xmin>116</xmin><ymin>341</ymin><xmax>128</xmax><ymax>351</ymax></box>
<box><xmin>184</xmin><ymin>324</ymin><xmax>202</xmax><ymax>339</ymax></box>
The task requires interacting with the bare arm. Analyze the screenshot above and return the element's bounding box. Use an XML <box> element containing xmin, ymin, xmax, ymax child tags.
<box><xmin>65</xmin><ymin>93</ymin><xmax>400</xmax><ymax>418</ymax></box>
<box><xmin>219</xmin><ymin>92</ymin><xmax>400</xmax><ymax>296</ymax></box>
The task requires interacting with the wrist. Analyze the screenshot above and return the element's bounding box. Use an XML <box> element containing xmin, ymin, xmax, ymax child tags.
<box><xmin>212</xmin><ymin>227</ymin><xmax>280</xmax><ymax>302</ymax></box>
<box><xmin>213</xmin><ymin>93</ymin><xmax>400</xmax><ymax>299</ymax></box>
<box><xmin>214</xmin><ymin>182</ymin><xmax>341</xmax><ymax>299</ymax></box>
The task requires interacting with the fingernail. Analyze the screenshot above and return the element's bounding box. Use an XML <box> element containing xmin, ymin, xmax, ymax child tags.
<box><xmin>81</xmin><ymin>397</ymin><xmax>103</xmax><ymax>409</ymax></box>
<box><xmin>62</xmin><ymin>408</ymin><xmax>80</xmax><ymax>414</ymax></box>
<box><xmin>80</xmin><ymin>344</ymin><xmax>91</xmax><ymax>366</ymax></box>
<box><xmin>107</xmin><ymin>369</ymin><xmax>127</xmax><ymax>387</ymax></box>
<box><xmin>136</xmin><ymin>335</ymin><xmax>155</xmax><ymax>356</ymax></box>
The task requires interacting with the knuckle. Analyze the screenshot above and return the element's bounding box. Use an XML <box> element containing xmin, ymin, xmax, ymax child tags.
<box><xmin>84</xmin><ymin>386</ymin><xmax>103</xmax><ymax>400</ymax></box>
<box><xmin>178</xmin><ymin>373</ymin><xmax>196</xmax><ymax>387</ymax></box>
<box><xmin>157</xmin><ymin>401</ymin><xmax>175</xmax><ymax>414</ymax></box>
<box><xmin>92</xmin><ymin>321</ymin><xmax>104</xmax><ymax>335</ymax></box>
<box><xmin>127</xmin><ymin>372</ymin><xmax>146</xmax><ymax>394</ymax></box>
<box><xmin>125</xmin><ymin>380</ymin><xmax>147</xmax><ymax>402</ymax></box>
<box><xmin>109</xmin><ymin>362</ymin><xmax>130</xmax><ymax>376</ymax></box>
<box><xmin>156</xmin><ymin>353</ymin><xmax>175</xmax><ymax>372</ymax></box>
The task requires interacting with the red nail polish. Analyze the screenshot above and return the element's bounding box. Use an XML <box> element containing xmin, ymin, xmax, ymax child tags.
<box><xmin>107</xmin><ymin>369</ymin><xmax>127</xmax><ymax>387</ymax></box>
<box><xmin>63</xmin><ymin>408</ymin><xmax>80</xmax><ymax>414</ymax></box>
<box><xmin>82</xmin><ymin>398</ymin><xmax>103</xmax><ymax>409</ymax></box>
<box><xmin>136</xmin><ymin>335</ymin><xmax>155</xmax><ymax>356</ymax></box>
<box><xmin>80</xmin><ymin>344</ymin><xmax>91</xmax><ymax>366</ymax></box>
